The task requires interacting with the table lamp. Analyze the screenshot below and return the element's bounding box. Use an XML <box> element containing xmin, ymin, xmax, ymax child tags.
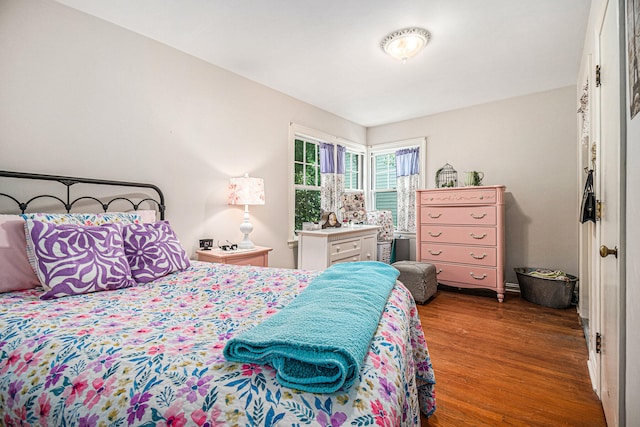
<box><xmin>228</xmin><ymin>173</ymin><xmax>265</xmax><ymax>249</ymax></box>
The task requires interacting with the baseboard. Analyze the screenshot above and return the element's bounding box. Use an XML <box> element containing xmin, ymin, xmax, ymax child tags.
<box><xmin>505</xmin><ymin>281</ymin><xmax>520</xmax><ymax>293</ymax></box>
<box><xmin>587</xmin><ymin>355</ymin><xmax>600</xmax><ymax>396</ymax></box>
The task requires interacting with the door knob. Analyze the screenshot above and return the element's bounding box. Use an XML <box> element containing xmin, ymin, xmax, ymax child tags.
<box><xmin>599</xmin><ymin>245</ymin><xmax>618</xmax><ymax>258</ymax></box>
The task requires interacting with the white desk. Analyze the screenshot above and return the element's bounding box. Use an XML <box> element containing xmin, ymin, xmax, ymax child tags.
<box><xmin>296</xmin><ymin>225</ymin><xmax>379</xmax><ymax>270</ymax></box>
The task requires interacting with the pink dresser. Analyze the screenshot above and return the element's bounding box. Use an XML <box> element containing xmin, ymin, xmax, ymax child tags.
<box><xmin>416</xmin><ymin>185</ymin><xmax>506</xmax><ymax>302</ymax></box>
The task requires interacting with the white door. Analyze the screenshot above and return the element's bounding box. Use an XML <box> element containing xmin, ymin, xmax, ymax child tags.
<box><xmin>596</xmin><ymin>0</ymin><xmax>622</xmax><ymax>424</ymax></box>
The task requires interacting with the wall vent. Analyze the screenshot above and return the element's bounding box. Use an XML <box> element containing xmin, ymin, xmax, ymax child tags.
<box><xmin>505</xmin><ymin>281</ymin><xmax>521</xmax><ymax>293</ymax></box>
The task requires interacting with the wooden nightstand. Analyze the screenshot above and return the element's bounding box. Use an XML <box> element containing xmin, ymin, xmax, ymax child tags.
<box><xmin>196</xmin><ymin>246</ymin><xmax>272</xmax><ymax>267</ymax></box>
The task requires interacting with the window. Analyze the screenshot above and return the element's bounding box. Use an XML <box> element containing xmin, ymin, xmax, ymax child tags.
<box><xmin>371</xmin><ymin>152</ymin><xmax>398</xmax><ymax>225</ymax></box>
<box><xmin>344</xmin><ymin>151</ymin><xmax>363</xmax><ymax>190</ymax></box>
<box><xmin>293</xmin><ymin>137</ymin><xmax>321</xmax><ymax>233</ymax></box>
<box><xmin>369</xmin><ymin>138</ymin><xmax>427</xmax><ymax>233</ymax></box>
<box><xmin>289</xmin><ymin>124</ymin><xmax>424</xmax><ymax>240</ymax></box>
<box><xmin>289</xmin><ymin>124</ymin><xmax>366</xmax><ymax>239</ymax></box>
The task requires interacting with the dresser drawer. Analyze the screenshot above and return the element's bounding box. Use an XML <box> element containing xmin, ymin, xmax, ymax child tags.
<box><xmin>420</xmin><ymin>206</ymin><xmax>496</xmax><ymax>225</ymax></box>
<box><xmin>420</xmin><ymin>225</ymin><xmax>497</xmax><ymax>246</ymax></box>
<box><xmin>420</xmin><ymin>188</ymin><xmax>497</xmax><ymax>205</ymax></box>
<box><xmin>434</xmin><ymin>262</ymin><xmax>498</xmax><ymax>288</ymax></box>
<box><xmin>329</xmin><ymin>237</ymin><xmax>361</xmax><ymax>262</ymax></box>
<box><xmin>420</xmin><ymin>243</ymin><xmax>497</xmax><ymax>267</ymax></box>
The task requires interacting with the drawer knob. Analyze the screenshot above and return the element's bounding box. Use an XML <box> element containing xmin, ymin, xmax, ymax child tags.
<box><xmin>428</xmin><ymin>213</ymin><xmax>442</xmax><ymax>219</ymax></box>
<box><xmin>470</xmin><ymin>213</ymin><xmax>487</xmax><ymax>219</ymax></box>
<box><xmin>470</xmin><ymin>233</ymin><xmax>487</xmax><ymax>239</ymax></box>
<box><xmin>428</xmin><ymin>250</ymin><xmax>442</xmax><ymax>256</ymax></box>
<box><xmin>353</xmin><ymin>243</ymin><xmax>357</xmax><ymax>248</ymax></box>
<box><xmin>335</xmin><ymin>246</ymin><xmax>340</xmax><ymax>252</ymax></box>
<box><xmin>436</xmin><ymin>269</ymin><xmax>442</xmax><ymax>275</ymax></box>
<box><xmin>470</xmin><ymin>252</ymin><xmax>487</xmax><ymax>259</ymax></box>
<box><xmin>469</xmin><ymin>272</ymin><xmax>487</xmax><ymax>280</ymax></box>
<box><xmin>428</xmin><ymin>232</ymin><xmax>442</xmax><ymax>237</ymax></box>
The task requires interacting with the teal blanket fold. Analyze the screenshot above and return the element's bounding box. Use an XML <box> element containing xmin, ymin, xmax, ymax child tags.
<box><xmin>223</xmin><ymin>261</ymin><xmax>399</xmax><ymax>393</ymax></box>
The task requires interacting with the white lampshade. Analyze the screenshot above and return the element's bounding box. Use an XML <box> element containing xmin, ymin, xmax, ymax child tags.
<box><xmin>381</xmin><ymin>27</ymin><xmax>430</xmax><ymax>63</ymax></box>
<box><xmin>228</xmin><ymin>175</ymin><xmax>265</xmax><ymax>206</ymax></box>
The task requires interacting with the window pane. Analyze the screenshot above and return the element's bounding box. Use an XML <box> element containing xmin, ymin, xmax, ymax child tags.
<box><xmin>294</xmin><ymin>163</ymin><xmax>304</xmax><ymax>185</ymax></box>
<box><xmin>344</xmin><ymin>152</ymin><xmax>362</xmax><ymax>190</ymax></box>
<box><xmin>352</xmin><ymin>155</ymin><xmax>359</xmax><ymax>174</ymax></box>
<box><xmin>295</xmin><ymin>189</ymin><xmax>321</xmax><ymax>231</ymax></box>
<box><xmin>345</xmin><ymin>172</ymin><xmax>353</xmax><ymax>189</ymax></box>
<box><xmin>305</xmin><ymin>142</ymin><xmax>316</xmax><ymax>165</ymax></box>
<box><xmin>295</xmin><ymin>139</ymin><xmax>304</xmax><ymax>163</ymax></box>
<box><xmin>375</xmin><ymin>191</ymin><xmax>398</xmax><ymax>225</ymax></box>
<box><xmin>374</xmin><ymin>153</ymin><xmax>396</xmax><ymax>190</ymax></box>
<box><xmin>305</xmin><ymin>163</ymin><xmax>316</xmax><ymax>186</ymax></box>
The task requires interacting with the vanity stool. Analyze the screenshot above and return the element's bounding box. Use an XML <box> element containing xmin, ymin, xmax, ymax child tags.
<box><xmin>392</xmin><ymin>261</ymin><xmax>438</xmax><ymax>304</ymax></box>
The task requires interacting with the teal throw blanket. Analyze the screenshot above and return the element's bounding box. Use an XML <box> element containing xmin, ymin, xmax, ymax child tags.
<box><xmin>223</xmin><ymin>261</ymin><xmax>399</xmax><ymax>393</ymax></box>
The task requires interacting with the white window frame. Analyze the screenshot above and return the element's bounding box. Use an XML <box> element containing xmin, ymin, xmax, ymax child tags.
<box><xmin>367</xmin><ymin>137</ymin><xmax>427</xmax><ymax>231</ymax></box>
<box><xmin>344</xmin><ymin>151</ymin><xmax>364</xmax><ymax>191</ymax></box>
<box><xmin>288</xmin><ymin>123</ymin><xmax>367</xmax><ymax>243</ymax></box>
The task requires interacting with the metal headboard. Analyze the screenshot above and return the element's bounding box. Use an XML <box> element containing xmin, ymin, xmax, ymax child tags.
<box><xmin>0</xmin><ymin>170</ymin><xmax>165</xmax><ymax>220</ymax></box>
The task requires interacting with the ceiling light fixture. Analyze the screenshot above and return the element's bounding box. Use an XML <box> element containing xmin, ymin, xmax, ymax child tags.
<box><xmin>381</xmin><ymin>27</ymin><xmax>430</xmax><ymax>63</ymax></box>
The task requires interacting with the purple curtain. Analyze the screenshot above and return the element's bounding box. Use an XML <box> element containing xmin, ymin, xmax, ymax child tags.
<box><xmin>395</xmin><ymin>147</ymin><xmax>420</xmax><ymax>177</ymax></box>
<box><xmin>320</xmin><ymin>143</ymin><xmax>335</xmax><ymax>174</ymax></box>
<box><xmin>336</xmin><ymin>145</ymin><xmax>346</xmax><ymax>175</ymax></box>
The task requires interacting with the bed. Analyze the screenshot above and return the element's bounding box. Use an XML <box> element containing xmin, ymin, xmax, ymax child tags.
<box><xmin>0</xmin><ymin>171</ymin><xmax>436</xmax><ymax>426</ymax></box>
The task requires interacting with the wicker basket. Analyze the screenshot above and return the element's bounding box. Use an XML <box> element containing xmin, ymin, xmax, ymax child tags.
<box><xmin>377</xmin><ymin>241</ymin><xmax>392</xmax><ymax>264</ymax></box>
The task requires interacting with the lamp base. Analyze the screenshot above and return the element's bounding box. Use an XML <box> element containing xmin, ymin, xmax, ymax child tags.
<box><xmin>238</xmin><ymin>205</ymin><xmax>255</xmax><ymax>250</ymax></box>
<box><xmin>237</xmin><ymin>239</ymin><xmax>255</xmax><ymax>250</ymax></box>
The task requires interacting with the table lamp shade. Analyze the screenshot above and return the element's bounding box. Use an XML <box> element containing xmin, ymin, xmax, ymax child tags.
<box><xmin>228</xmin><ymin>176</ymin><xmax>265</xmax><ymax>206</ymax></box>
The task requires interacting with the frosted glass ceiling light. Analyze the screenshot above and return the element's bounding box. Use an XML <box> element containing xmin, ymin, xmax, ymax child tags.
<box><xmin>381</xmin><ymin>27</ymin><xmax>430</xmax><ymax>63</ymax></box>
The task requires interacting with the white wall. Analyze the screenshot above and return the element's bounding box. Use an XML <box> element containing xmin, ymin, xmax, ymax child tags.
<box><xmin>0</xmin><ymin>0</ymin><xmax>581</xmax><ymax>284</ymax></box>
<box><xmin>367</xmin><ymin>87</ymin><xmax>579</xmax><ymax>284</ymax></box>
<box><xmin>0</xmin><ymin>0</ymin><xmax>365</xmax><ymax>269</ymax></box>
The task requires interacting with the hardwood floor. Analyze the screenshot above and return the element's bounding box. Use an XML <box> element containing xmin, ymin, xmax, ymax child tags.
<box><xmin>418</xmin><ymin>287</ymin><xmax>606</xmax><ymax>426</ymax></box>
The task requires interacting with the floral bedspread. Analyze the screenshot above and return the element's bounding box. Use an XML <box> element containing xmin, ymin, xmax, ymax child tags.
<box><xmin>0</xmin><ymin>261</ymin><xmax>436</xmax><ymax>426</ymax></box>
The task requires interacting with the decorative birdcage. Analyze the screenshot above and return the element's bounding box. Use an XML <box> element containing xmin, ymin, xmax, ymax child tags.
<box><xmin>435</xmin><ymin>163</ymin><xmax>458</xmax><ymax>188</ymax></box>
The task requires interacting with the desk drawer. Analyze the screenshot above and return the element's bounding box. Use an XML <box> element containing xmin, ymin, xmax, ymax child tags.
<box><xmin>420</xmin><ymin>243</ymin><xmax>497</xmax><ymax>267</ymax></box>
<box><xmin>420</xmin><ymin>225</ymin><xmax>497</xmax><ymax>246</ymax></box>
<box><xmin>331</xmin><ymin>254</ymin><xmax>362</xmax><ymax>265</ymax></box>
<box><xmin>330</xmin><ymin>237</ymin><xmax>361</xmax><ymax>262</ymax></box>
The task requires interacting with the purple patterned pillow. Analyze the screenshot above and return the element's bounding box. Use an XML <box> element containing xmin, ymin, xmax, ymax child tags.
<box><xmin>24</xmin><ymin>220</ymin><xmax>136</xmax><ymax>299</ymax></box>
<box><xmin>122</xmin><ymin>221</ymin><xmax>190</xmax><ymax>283</ymax></box>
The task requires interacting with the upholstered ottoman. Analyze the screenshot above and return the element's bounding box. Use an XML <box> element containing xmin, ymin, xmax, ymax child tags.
<box><xmin>392</xmin><ymin>261</ymin><xmax>438</xmax><ymax>304</ymax></box>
